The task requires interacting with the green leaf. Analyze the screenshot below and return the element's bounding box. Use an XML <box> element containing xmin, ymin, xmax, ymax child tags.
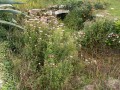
<box><xmin>0</xmin><ymin>4</ymin><xmax>13</xmax><ymax>8</ymax></box>
<box><xmin>0</xmin><ymin>9</ymin><xmax>26</xmax><ymax>15</ymax></box>
<box><xmin>0</xmin><ymin>0</ymin><xmax>24</xmax><ymax>4</ymax></box>
<box><xmin>0</xmin><ymin>20</ymin><xmax>24</xmax><ymax>30</ymax></box>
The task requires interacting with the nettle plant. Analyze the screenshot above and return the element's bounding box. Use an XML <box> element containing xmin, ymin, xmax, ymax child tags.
<box><xmin>0</xmin><ymin>0</ymin><xmax>25</xmax><ymax>30</ymax></box>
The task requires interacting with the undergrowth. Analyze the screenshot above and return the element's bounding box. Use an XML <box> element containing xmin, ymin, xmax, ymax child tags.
<box><xmin>0</xmin><ymin>0</ymin><xmax>120</xmax><ymax>90</ymax></box>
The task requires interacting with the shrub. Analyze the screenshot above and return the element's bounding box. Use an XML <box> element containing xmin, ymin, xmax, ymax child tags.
<box><xmin>22</xmin><ymin>26</ymin><xmax>50</xmax><ymax>70</ymax></box>
<box><xmin>105</xmin><ymin>20</ymin><xmax>120</xmax><ymax>48</ymax></box>
<box><xmin>64</xmin><ymin>7</ymin><xmax>84</xmax><ymax>30</ymax></box>
<box><xmin>65</xmin><ymin>1</ymin><xmax>83</xmax><ymax>10</ymax></box>
<box><xmin>8</xmin><ymin>29</ymin><xmax>24</xmax><ymax>54</ymax></box>
<box><xmin>64</xmin><ymin>1</ymin><xmax>93</xmax><ymax>30</ymax></box>
<box><xmin>114</xmin><ymin>20</ymin><xmax>120</xmax><ymax>33</ymax></box>
<box><xmin>94</xmin><ymin>2</ymin><xmax>105</xmax><ymax>10</ymax></box>
<box><xmin>94</xmin><ymin>1</ymin><xmax>109</xmax><ymax>10</ymax></box>
<box><xmin>80</xmin><ymin>19</ymin><xmax>120</xmax><ymax>49</ymax></box>
<box><xmin>7</xmin><ymin>22</ymin><xmax>77</xmax><ymax>89</ymax></box>
<box><xmin>45</xmin><ymin>28</ymin><xmax>77</xmax><ymax>63</ymax></box>
<box><xmin>36</xmin><ymin>60</ymin><xmax>73</xmax><ymax>90</ymax></box>
<box><xmin>0</xmin><ymin>26</ymin><xmax>7</xmax><ymax>40</ymax></box>
<box><xmin>2</xmin><ymin>58</ymin><xmax>17</xmax><ymax>90</ymax></box>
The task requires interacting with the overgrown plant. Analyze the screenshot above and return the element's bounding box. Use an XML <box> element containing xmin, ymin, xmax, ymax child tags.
<box><xmin>80</xmin><ymin>19</ymin><xmax>120</xmax><ymax>49</ymax></box>
<box><xmin>0</xmin><ymin>26</ymin><xmax>7</xmax><ymax>40</ymax></box>
<box><xmin>94</xmin><ymin>2</ymin><xmax>105</xmax><ymax>10</ymax></box>
<box><xmin>6</xmin><ymin>21</ymin><xmax>78</xmax><ymax>89</ymax></box>
<box><xmin>64</xmin><ymin>1</ymin><xmax>93</xmax><ymax>30</ymax></box>
<box><xmin>0</xmin><ymin>0</ymin><xmax>25</xmax><ymax>89</ymax></box>
<box><xmin>1</xmin><ymin>0</ymin><xmax>120</xmax><ymax>90</ymax></box>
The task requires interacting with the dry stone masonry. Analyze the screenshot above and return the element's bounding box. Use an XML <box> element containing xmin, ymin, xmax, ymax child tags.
<box><xmin>25</xmin><ymin>5</ymin><xmax>69</xmax><ymax>28</ymax></box>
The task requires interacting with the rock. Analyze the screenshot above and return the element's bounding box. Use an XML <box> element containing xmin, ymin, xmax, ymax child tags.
<box><xmin>28</xmin><ymin>4</ymin><xmax>70</xmax><ymax>17</ymax></box>
<box><xmin>27</xmin><ymin>4</ymin><xmax>70</xmax><ymax>24</ymax></box>
<box><xmin>54</xmin><ymin>10</ymin><xmax>69</xmax><ymax>15</ymax></box>
<box><xmin>55</xmin><ymin>10</ymin><xmax>69</xmax><ymax>20</ymax></box>
<box><xmin>48</xmin><ymin>5</ymin><xmax>59</xmax><ymax>10</ymax></box>
<box><xmin>48</xmin><ymin>5</ymin><xmax>67</xmax><ymax>10</ymax></box>
<box><xmin>59</xmin><ymin>5</ymin><xmax>66</xmax><ymax>9</ymax></box>
<box><xmin>40</xmin><ymin>16</ymin><xmax>48</xmax><ymax>23</ymax></box>
<box><xmin>46</xmin><ymin>10</ymin><xmax>53</xmax><ymax>15</ymax></box>
<box><xmin>106</xmin><ymin>78</ymin><xmax>120</xmax><ymax>90</ymax></box>
<box><xmin>28</xmin><ymin>9</ymin><xmax>42</xmax><ymax>16</ymax></box>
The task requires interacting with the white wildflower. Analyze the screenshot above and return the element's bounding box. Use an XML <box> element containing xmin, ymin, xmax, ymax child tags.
<box><xmin>92</xmin><ymin>60</ymin><xmax>97</xmax><ymax>64</ymax></box>
<box><xmin>119</xmin><ymin>41</ymin><xmax>120</xmax><ymax>43</ymax></box>
<box><xmin>70</xmin><ymin>56</ymin><xmax>73</xmax><ymax>58</ymax></box>
<box><xmin>45</xmin><ymin>34</ymin><xmax>48</xmax><ymax>36</ymax></box>
<box><xmin>52</xmin><ymin>63</ymin><xmax>55</xmax><ymax>66</ymax></box>
<box><xmin>85</xmin><ymin>59</ymin><xmax>88</xmax><ymax>62</ymax></box>
<box><xmin>39</xmin><ymin>30</ymin><xmax>43</xmax><ymax>33</ymax></box>
<box><xmin>30</xmin><ymin>24</ymin><xmax>33</xmax><ymax>26</ymax></box>
<box><xmin>38</xmin><ymin>27</ymin><xmax>41</xmax><ymax>29</ymax></box>
<box><xmin>39</xmin><ymin>38</ymin><xmax>42</xmax><ymax>40</ymax></box>
<box><xmin>81</xmin><ymin>54</ymin><xmax>83</xmax><ymax>57</ymax></box>
<box><xmin>112</xmin><ymin>39</ymin><xmax>116</xmax><ymax>41</ymax></box>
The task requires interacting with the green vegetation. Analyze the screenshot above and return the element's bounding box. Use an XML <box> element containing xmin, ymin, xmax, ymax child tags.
<box><xmin>81</xmin><ymin>19</ymin><xmax>120</xmax><ymax>49</ymax></box>
<box><xmin>0</xmin><ymin>0</ymin><xmax>25</xmax><ymax>30</ymax></box>
<box><xmin>64</xmin><ymin>1</ymin><xmax>93</xmax><ymax>30</ymax></box>
<box><xmin>0</xmin><ymin>0</ymin><xmax>120</xmax><ymax>90</ymax></box>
